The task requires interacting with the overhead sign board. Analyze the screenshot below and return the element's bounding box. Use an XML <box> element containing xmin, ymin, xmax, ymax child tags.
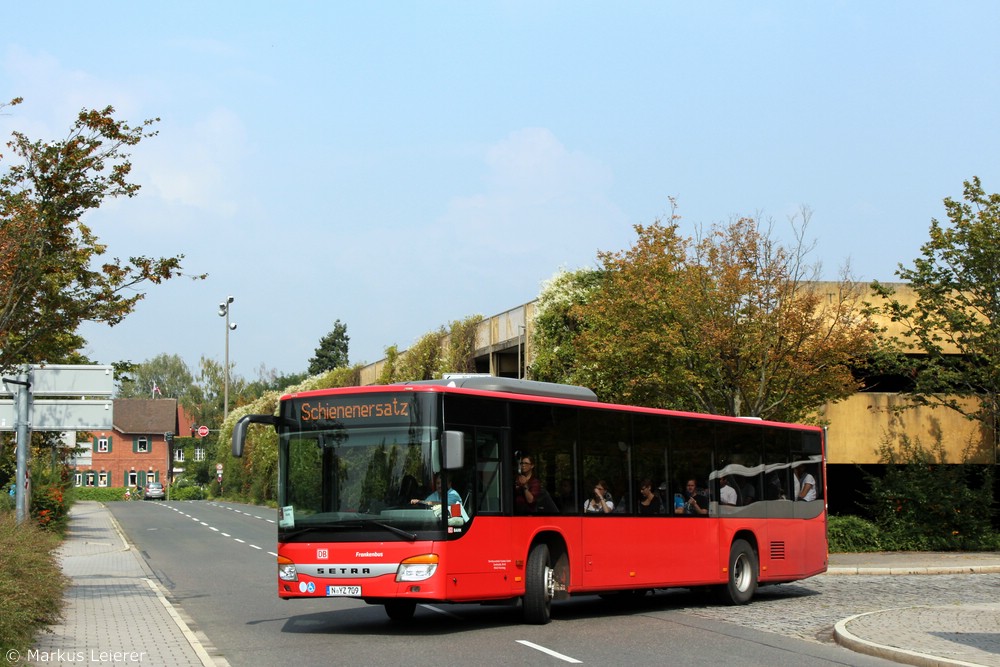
<box><xmin>0</xmin><ymin>399</ymin><xmax>113</xmax><ymax>431</ymax></box>
<box><xmin>1</xmin><ymin>364</ymin><xmax>114</xmax><ymax>397</ymax></box>
<box><xmin>24</xmin><ymin>364</ymin><xmax>114</xmax><ymax>397</ymax></box>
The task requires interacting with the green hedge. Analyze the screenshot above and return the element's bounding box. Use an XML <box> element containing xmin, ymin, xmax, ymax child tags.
<box><xmin>70</xmin><ymin>486</ymin><xmax>129</xmax><ymax>502</ymax></box>
<box><xmin>828</xmin><ymin>513</ymin><xmax>1000</xmax><ymax>552</ymax></box>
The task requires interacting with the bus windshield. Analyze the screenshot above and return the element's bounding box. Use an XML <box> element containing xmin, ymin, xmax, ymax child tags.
<box><xmin>278</xmin><ymin>423</ymin><xmax>460</xmax><ymax>540</ymax></box>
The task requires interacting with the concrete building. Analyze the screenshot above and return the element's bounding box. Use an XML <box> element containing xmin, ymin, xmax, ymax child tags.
<box><xmin>356</xmin><ymin>281</ymin><xmax>992</xmax><ymax>515</ymax></box>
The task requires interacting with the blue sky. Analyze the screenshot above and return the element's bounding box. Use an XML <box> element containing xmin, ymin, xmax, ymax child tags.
<box><xmin>3</xmin><ymin>2</ymin><xmax>999</xmax><ymax>379</ymax></box>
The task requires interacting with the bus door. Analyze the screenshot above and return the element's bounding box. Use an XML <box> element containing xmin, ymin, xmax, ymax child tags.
<box><xmin>444</xmin><ymin>427</ymin><xmax>514</xmax><ymax>601</ymax></box>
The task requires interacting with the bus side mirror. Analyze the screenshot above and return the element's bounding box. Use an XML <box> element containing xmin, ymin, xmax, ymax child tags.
<box><xmin>443</xmin><ymin>430</ymin><xmax>464</xmax><ymax>470</ymax></box>
<box><xmin>231</xmin><ymin>414</ymin><xmax>276</xmax><ymax>458</ymax></box>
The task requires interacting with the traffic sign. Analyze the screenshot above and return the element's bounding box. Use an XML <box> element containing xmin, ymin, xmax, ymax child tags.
<box><xmin>0</xmin><ymin>399</ymin><xmax>112</xmax><ymax>431</ymax></box>
<box><xmin>216</xmin><ymin>463</ymin><xmax>223</xmax><ymax>472</ymax></box>
<box><xmin>1</xmin><ymin>364</ymin><xmax>113</xmax><ymax>397</ymax></box>
<box><xmin>197</xmin><ymin>425</ymin><xmax>210</xmax><ymax>437</ymax></box>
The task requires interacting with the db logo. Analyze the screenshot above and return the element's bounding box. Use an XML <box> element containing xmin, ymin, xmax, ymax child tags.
<box><xmin>317</xmin><ymin>549</ymin><xmax>329</xmax><ymax>560</ymax></box>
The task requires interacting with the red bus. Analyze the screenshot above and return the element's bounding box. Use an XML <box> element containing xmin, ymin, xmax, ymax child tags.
<box><xmin>231</xmin><ymin>376</ymin><xmax>827</xmax><ymax>624</ymax></box>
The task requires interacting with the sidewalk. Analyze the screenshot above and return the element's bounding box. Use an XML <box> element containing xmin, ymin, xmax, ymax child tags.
<box><xmin>28</xmin><ymin>501</ymin><xmax>223</xmax><ymax>667</ymax></box>
<box><xmin>827</xmin><ymin>551</ymin><xmax>1000</xmax><ymax>667</ymax></box>
<box><xmin>27</xmin><ymin>502</ymin><xmax>1000</xmax><ymax>667</ymax></box>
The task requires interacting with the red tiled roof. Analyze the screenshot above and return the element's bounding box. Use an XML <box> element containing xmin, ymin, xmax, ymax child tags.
<box><xmin>113</xmin><ymin>399</ymin><xmax>177</xmax><ymax>435</ymax></box>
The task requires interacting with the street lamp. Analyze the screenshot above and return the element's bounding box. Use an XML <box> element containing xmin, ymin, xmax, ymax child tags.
<box><xmin>218</xmin><ymin>296</ymin><xmax>236</xmax><ymax>421</ymax></box>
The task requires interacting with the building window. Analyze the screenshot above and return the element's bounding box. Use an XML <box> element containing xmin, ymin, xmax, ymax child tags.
<box><xmin>97</xmin><ymin>438</ymin><xmax>110</xmax><ymax>453</ymax></box>
<box><xmin>127</xmin><ymin>471</ymin><xmax>138</xmax><ymax>487</ymax></box>
<box><xmin>174</xmin><ymin>449</ymin><xmax>185</xmax><ymax>463</ymax></box>
<box><xmin>98</xmin><ymin>472</ymin><xmax>108</xmax><ymax>488</ymax></box>
<box><xmin>136</xmin><ymin>436</ymin><xmax>149</xmax><ymax>453</ymax></box>
<box><xmin>74</xmin><ymin>473</ymin><xmax>82</xmax><ymax>487</ymax></box>
<box><xmin>194</xmin><ymin>447</ymin><xmax>205</xmax><ymax>462</ymax></box>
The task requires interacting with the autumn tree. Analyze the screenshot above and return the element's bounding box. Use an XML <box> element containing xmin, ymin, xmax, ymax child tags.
<box><xmin>573</xmin><ymin>209</ymin><xmax>879</xmax><ymax>422</ymax></box>
<box><xmin>873</xmin><ymin>177</ymin><xmax>1000</xmax><ymax>459</ymax></box>
<box><xmin>308</xmin><ymin>320</ymin><xmax>349</xmax><ymax>375</ymax></box>
<box><xmin>0</xmin><ymin>98</ymin><xmax>202</xmax><ymax>371</ymax></box>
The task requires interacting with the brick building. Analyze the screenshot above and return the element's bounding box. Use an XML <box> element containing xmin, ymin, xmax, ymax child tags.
<box><xmin>73</xmin><ymin>398</ymin><xmax>195</xmax><ymax>489</ymax></box>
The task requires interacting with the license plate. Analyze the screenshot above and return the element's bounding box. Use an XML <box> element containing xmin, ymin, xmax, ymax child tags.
<box><xmin>326</xmin><ymin>585</ymin><xmax>361</xmax><ymax>597</ymax></box>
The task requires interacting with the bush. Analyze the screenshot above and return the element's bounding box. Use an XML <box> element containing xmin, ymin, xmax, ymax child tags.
<box><xmin>170</xmin><ymin>485</ymin><xmax>205</xmax><ymax>501</ymax></box>
<box><xmin>30</xmin><ymin>484</ymin><xmax>70</xmax><ymax>532</ymax></box>
<box><xmin>0</xmin><ymin>489</ymin><xmax>13</xmax><ymax>513</ymax></box>
<box><xmin>827</xmin><ymin>514</ymin><xmax>882</xmax><ymax>552</ymax></box>
<box><xmin>0</xmin><ymin>511</ymin><xmax>68</xmax><ymax>659</ymax></box>
<box><xmin>864</xmin><ymin>432</ymin><xmax>998</xmax><ymax>551</ymax></box>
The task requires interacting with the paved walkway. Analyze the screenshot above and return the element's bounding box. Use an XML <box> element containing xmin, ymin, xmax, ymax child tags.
<box><xmin>24</xmin><ymin>502</ymin><xmax>1000</xmax><ymax>667</ymax></box>
<box><xmin>27</xmin><ymin>502</ymin><xmax>223</xmax><ymax>667</ymax></box>
<box><xmin>827</xmin><ymin>552</ymin><xmax>1000</xmax><ymax>666</ymax></box>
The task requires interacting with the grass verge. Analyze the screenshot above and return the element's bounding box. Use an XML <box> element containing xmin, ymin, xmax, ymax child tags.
<box><xmin>0</xmin><ymin>510</ymin><xmax>68</xmax><ymax>663</ymax></box>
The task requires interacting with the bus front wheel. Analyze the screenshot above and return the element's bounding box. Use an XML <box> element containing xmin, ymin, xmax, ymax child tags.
<box><xmin>717</xmin><ymin>539</ymin><xmax>757</xmax><ymax>605</ymax></box>
<box><xmin>523</xmin><ymin>543</ymin><xmax>554</xmax><ymax>624</ymax></box>
<box><xmin>384</xmin><ymin>600</ymin><xmax>416</xmax><ymax>621</ymax></box>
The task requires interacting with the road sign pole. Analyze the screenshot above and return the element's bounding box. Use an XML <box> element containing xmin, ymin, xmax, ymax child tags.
<box><xmin>11</xmin><ymin>366</ymin><xmax>33</xmax><ymax>524</ymax></box>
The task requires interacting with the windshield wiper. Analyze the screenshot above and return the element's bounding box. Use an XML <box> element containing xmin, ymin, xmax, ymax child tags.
<box><xmin>363</xmin><ymin>520</ymin><xmax>418</xmax><ymax>541</ymax></box>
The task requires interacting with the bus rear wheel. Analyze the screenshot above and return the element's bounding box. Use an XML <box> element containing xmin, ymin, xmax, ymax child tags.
<box><xmin>717</xmin><ymin>539</ymin><xmax>757</xmax><ymax>605</ymax></box>
<box><xmin>523</xmin><ymin>543</ymin><xmax>554</xmax><ymax>624</ymax></box>
<box><xmin>384</xmin><ymin>600</ymin><xmax>416</xmax><ymax>621</ymax></box>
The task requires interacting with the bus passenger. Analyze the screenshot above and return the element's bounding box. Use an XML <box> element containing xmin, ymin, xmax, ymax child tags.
<box><xmin>793</xmin><ymin>464</ymin><xmax>817</xmax><ymax>501</ymax></box>
<box><xmin>584</xmin><ymin>480</ymin><xmax>614</xmax><ymax>513</ymax></box>
<box><xmin>719</xmin><ymin>476</ymin><xmax>738</xmax><ymax>506</ymax></box>
<box><xmin>675</xmin><ymin>479</ymin><xmax>708</xmax><ymax>515</ymax></box>
<box><xmin>514</xmin><ymin>454</ymin><xmax>542</xmax><ymax>513</ymax></box>
<box><xmin>637</xmin><ymin>479</ymin><xmax>662</xmax><ymax>514</ymax></box>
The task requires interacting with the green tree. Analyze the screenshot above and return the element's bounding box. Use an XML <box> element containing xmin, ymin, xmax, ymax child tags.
<box><xmin>0</xmin><ymin>98</ymin><xmax>203</xmax><ymax>371</ymax></box>
<box><xmin>308</xmin><ymin>320</ymin><xmax>349</xmax><ymax>375</ymax></box>
<box><xmin>395</xmin><ymin>329</ymin><xmax>446</xmax><ymax>381</ymax></box>
<box><xmin>375</xmin><ymin>345</ymin><xmax>400</xmax><ymax>384</ymax></box>
<box><xmin>873</xmin><ymin>177</ymin><xmax>1000</xmax><ymax>461</ymax></box>
<box><xmin>573</xmin><ymin>208</ymin><xmax>878</xmax><ymax>422</ymax></box>
<box><xmin>529</xmin><ymin>267</ymin><xmax>603</xmax><ymax>383</ymax></box>
<box><xmin>194</xmin><ymin>356</ymin><xmax>246</xmax><ymax>429</ymax></box>
<box><xmin>116</xmin><ymin>353</ymin><xmax>195</xmax><ymax>402</ymax></box>
<box><xmin>244</xmin><ymin>364</ymin><xmax>309</xmax><ymax>399</ymax></box>
<box><xmin>443</xmin><ymin>315</ymin><xmax>484</xmax><ymax>374</ymax></box>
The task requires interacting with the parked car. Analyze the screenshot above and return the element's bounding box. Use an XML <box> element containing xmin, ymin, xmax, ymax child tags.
<box><xmin>143</xmin><ymin>482</ymin><xmax>165</xmax><ymax>500</ymax></box>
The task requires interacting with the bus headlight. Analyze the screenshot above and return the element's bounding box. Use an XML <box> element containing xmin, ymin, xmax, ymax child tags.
<box><xmin>278</xmin><ymin>555</ymin><xmax>298</xmax><ymax>582</ymax></box>
<box><xmin>396</xmin><ymin>554</ymin><xmax>439</xmax><ymax>582</ymax></box>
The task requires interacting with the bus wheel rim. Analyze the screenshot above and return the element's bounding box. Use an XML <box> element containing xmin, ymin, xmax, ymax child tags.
<box><xmin>733</xmin><ymin>554</ymin><xmax>751</xmax><ymax>591</ymax></box>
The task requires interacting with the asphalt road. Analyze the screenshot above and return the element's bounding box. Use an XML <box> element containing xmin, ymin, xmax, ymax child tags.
<box><xmin>109</xmin><ymin>500</ymin><xmax>896</xmax><ymax>666</ymax></box>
